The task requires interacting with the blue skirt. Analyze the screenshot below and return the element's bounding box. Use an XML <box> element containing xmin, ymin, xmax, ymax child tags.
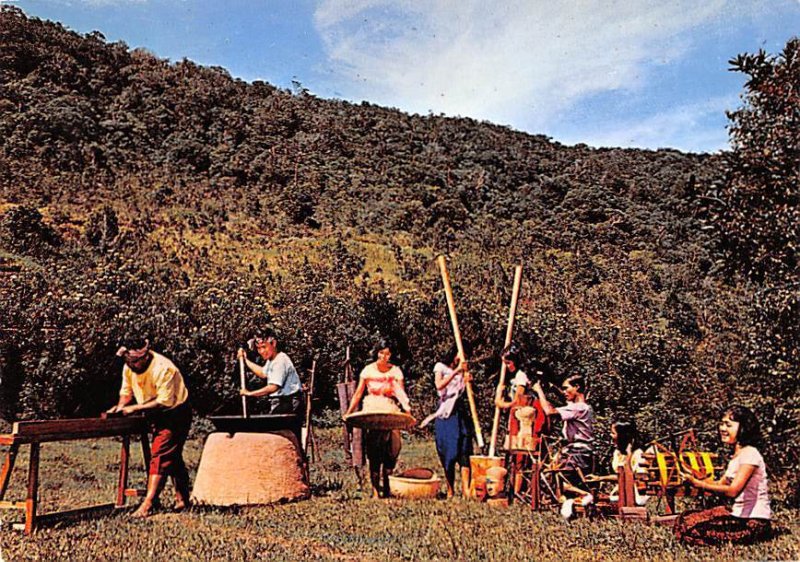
<box><xmin>434</xmin><ymin>406</ymin><xmax>473</xmax><ymax>471</ymax></box>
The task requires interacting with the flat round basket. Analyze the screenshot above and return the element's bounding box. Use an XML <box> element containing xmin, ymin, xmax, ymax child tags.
<box><xmin>388</xmin><ymin>473</ymin><xmax>440</xmax><ymax>499</ymax></box>
<box><xmin>343</xmin><ymin>411</ymin><xmax>416</xmax><ymax>430</ymax></box>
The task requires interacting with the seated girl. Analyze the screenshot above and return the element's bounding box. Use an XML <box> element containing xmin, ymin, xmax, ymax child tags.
<box><xmin>675</xmin><ymin>405</ymin><xmax>771</xmax><ymax>546</ymax></box>
<box><xmin>585</xmin><ymin>418</ymin><xmax>648</xmax><ymax>508</ymax></box>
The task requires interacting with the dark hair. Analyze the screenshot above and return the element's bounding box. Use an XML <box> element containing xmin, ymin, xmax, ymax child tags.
<box><xmin>725</xmin><ymin>405</ymin><xmax>762</xmax><ymax>447</ymax></box>
<box><xmin>501</xmin><ymin>342</ymin><xmax>522</xmax><ymax>370</ymax></box>
<box><xmin>119</xmin><ymin>335</ymin><xmax>148</xmax><ymax>350</ymax></box>
<box><xmin>563</xmin><ymin>374</ymin><xmax>586</xmax><ymax>394</ymax></box>
<box><xmin>528</xmin><ymin>359</ymin><xmax>555</xmax><ymax>385</ymax></box>
<box><xmin>372</xmin><ymin>337</ymin><xmax>394</xmax><ymax>359</ymax></box>
<box><xmin>249</xmin><ymin>327</ymin><xmax>278</xmax><ymax>352</ymax></box>
<box><xmin>253</xmin><ymin>327</ymin><xmax>277</xmax><ymax>342</ymax></box>
<box><xmin>612</xmin><ymin>419</ymin><xmax>638</xmax><ymax>454</ymax></box>
<box><xmin>442</xmin><ymin>345</ymin><xmax>459</xmax><ymax>366</ymax></box>
<box><xmin>443</xmin><ymin>341</ymin><xmax>472</xmax><ymax>366</ymax></box>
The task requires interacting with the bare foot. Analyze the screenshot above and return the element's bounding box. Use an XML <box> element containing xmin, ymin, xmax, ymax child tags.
<box><xmin>174</xmin><ymin>495</ymin><xmax>192</xmax><ymax>511</ymax></box>
<box><xmin>372</xmin><ymin>489</ymin><xmax>381</xmax><ymax>499</ymax></box>
<box><xmin>131</xmin><ymin>501</ymin><xmax>153</xmax><ymax>518</ymax></box>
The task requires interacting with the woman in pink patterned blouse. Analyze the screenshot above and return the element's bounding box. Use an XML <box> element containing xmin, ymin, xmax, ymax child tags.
<box><xmin>345</xmin><ymin>340</ymin><xmax>411</xmax><ymax>498</ymax></box>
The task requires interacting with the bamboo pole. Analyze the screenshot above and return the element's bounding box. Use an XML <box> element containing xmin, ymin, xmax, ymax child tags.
<box><xmin>488</xmin><ymin>265</ymin><xmax>523</xmax><ymax>457</ymax></box>
<box><xmin>436</xmin><ymin>255</ymin><xmax>484</xmax><ymax>449</ymax></box>
<box><xmin>239</xmin><ymin>356</ymin><xmax>248</xmax><ymax>418</ymax></box>
<box><xmin>303</xmin><ymin>360</ymin><xmax>316</xmax><ymax>455</ymax></box>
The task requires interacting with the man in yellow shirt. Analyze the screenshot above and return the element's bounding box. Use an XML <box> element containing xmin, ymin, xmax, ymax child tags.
<box><xmin>107</xmin><ymin>337</ymin><xmax>192</xmax><ymax>517</ymax></box>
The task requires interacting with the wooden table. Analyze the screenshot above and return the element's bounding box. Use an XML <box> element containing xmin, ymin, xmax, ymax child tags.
<box><xmin>0</xmin><ymin>417</ymin><xmax>150</xmax><ymax>534</ymax></box>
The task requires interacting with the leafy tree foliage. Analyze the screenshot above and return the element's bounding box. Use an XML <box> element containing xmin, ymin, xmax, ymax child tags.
<box><xmin>698</xmin><ymin>40</ymin><xmax>800</xmax><ymax>501</ymax></box>
<box><xmin>718</xmin><ymin>41</ymin><xmax>800</xmax><ymax>284</ymax></box>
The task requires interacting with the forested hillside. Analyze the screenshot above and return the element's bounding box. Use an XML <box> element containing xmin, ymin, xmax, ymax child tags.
<box><xmin>0</xmin><ymin>7</ymin><xmax>796</xmax><ymax>501</ymax></box>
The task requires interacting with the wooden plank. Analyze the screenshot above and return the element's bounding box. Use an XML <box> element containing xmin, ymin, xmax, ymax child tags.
<box><xmin>619</xmin><ymin>506</ymin><xmax>648</xmax><ymax>520</ymax></box>
<box><xmin>336</xmin><ymin>382</ymin><xmax>353</xmax><ymax>460</ymax></box>
<box><xmin>0</xmin><ymin>443</ymin><xmax>20</xmax><ymax>500</ymax></box>
<box><xmin>13</xmin><ymin>503</ymin><xmax>117</xmax><ymax>531</ymax></box>
<box><xmin>530</xmin><ymin>460</ymin><xmax>541</xmax><ymax>511</ymax></box>
<box><xmin>653</xmin><ymin>513</ymin><xmax>680</xmax><ymax>526</ymax></box>
<box><xmin>25</xmin><ymin>442</ymin><xmax>39</xmax><ymax>535</ymax></box>
<box><xmin>116</xmin><ymin>436</ymin><xmax>130</xmax><ymax>507</ymax></box>
<box><xmin>140</xmin><ymin>432</ymin><xmax>151</xmax><ymax>470</ymax></box>
<box><xmin>12</xmin><ymin>417</ymin><xmax>148</xmax><ymax>442</ymax></box>
<box><xmin>0</xmin><ymin>500</ymin><xmax>25</xmax><ymax>509</ymax></box>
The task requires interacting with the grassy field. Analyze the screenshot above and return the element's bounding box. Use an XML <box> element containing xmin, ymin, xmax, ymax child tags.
<box><xmin>0</xmin><ymin>426</ymin><xmax>798</xmax><ymax>561</ymax></box>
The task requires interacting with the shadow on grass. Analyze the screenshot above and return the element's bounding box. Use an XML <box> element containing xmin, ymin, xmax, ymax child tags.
<box><xmin>309</xmin><ymin>477</ymin><xmax>344</xmax><ymax>497</ymax></box>
<box><xmin>181</xmin><ymin>503</ymin><xmax>244</xmax><ymax>516</ymax></box>
<box><xmin>769</xmin><ymin>524</ymin><xmax>793</xmax><ymax>540</ymax></box>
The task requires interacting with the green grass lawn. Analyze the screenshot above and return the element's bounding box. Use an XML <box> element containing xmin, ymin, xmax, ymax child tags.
<box><xmin>0</xmin><ymin>427</ymin><xmax>798</xmax><ymax>561</ymax></box>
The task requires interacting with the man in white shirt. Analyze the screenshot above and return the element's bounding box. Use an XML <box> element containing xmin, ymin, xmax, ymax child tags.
<box><xmin>238</xmin><ymin>329</ymin><xmax>304</xmax><ymax>417</ymax></box>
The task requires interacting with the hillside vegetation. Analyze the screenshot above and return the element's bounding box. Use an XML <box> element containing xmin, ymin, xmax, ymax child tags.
<box><xmin>0</xmin><ymin>7</ymin><xmax>797</xmax><ymax>501</ymax></box>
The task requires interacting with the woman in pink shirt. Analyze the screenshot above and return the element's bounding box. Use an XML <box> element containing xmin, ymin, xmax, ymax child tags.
<box><xmin>345</xmin><ymin>340</ymin><xmax>410</xmax><ymax>498</ymax></box>
<box><xmin>675</xmin><ymin>405</ymin><xmax>772</xmax><ymax>546</ymax></box>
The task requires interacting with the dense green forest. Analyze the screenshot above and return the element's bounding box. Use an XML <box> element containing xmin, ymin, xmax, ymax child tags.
<box><xmin>0</xmin><ymin>7</ymin><xmax>797</xmax><ymax>502</ymax></box>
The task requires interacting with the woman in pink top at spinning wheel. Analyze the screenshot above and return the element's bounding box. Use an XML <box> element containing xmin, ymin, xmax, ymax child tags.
<box><xmin>675</xmin><ymin>405</ymin><xmax>772</xmax><ymax>546</ymax></box>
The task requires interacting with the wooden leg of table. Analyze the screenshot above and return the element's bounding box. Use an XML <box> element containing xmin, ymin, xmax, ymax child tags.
<box><xmin>139</xmin><ymin>432</ymin><xmax>151</xmax><ymax>492</ymax></box>
<box><xmin>117</xmin><ymin>436</ymin><xmax>130</xmax><ymax>507</ymax></box>
<box><xmin>25</xmin><ymin>443</ymin><xmax>40</xmax><ymax>535</ymax></box>
<box><xmin>140</xmin><ymin>432</ymin><xmax>151</xmax><ymax>464</ymax></box>
<box><xmin>531</xmin><ymin>460</ymin><xmax>540</xmax><ymax>511</ymax></box>
<box><xmin>0</xmin><ymin>443</ymin><xmax>20</xmax><ymax>501</ymax></box>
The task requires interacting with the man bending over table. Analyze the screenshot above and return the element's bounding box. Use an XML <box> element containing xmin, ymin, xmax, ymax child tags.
<box><xmin>107</xmin><ymin>336</ymin><xmax>192</xmax><ymax>518</ymax></box>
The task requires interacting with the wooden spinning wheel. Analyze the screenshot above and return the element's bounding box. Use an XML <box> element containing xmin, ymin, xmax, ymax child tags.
<box><xmin>636</xmin><ymin>429</ymin><xmax>723</xmax><ymax>515</ymax></box>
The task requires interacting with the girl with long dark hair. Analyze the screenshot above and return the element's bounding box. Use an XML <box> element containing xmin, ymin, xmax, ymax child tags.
<box><xmin>675</xmin><ymin>405</ymin><xmax>772</xmax><ymax>546</ymax></box>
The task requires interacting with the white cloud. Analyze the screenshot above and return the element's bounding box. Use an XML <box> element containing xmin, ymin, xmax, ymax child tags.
<box><xmin>557</xmin><ymin>94</ymin><xmax>739</xmax><ymax>153</ymax></box>
<box><xmin>313</xmin><ymin>1</ymin><xmax>749</xmax><ymax>137</ymax></box>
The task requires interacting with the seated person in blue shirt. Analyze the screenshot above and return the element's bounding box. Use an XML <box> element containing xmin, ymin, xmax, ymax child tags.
<box><xmin>237</xmin><ymin>329</ymin><xmax>304</xmax><ymax>417</ymax></box>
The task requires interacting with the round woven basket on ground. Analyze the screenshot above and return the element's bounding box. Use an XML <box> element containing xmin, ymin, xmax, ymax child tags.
<box><xmin>388</xmin><ymin>468</ymin><xmax>441</xmax><ymax>499</ymax></box>
<box><xmin>191</xmin><ymin>430</ymin><xmax>309</xmax><ymax>506</ymax></box>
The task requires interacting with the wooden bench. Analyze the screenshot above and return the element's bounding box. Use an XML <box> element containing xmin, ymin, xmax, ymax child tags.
<box><xmin>0</xmin><ymin>416</ymin><xmax>150</xmax><ymax>534</ymax></box>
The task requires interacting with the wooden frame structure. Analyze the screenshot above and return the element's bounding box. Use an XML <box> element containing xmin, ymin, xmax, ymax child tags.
<box><xmin>0</xmin><ymin>416</ymin><xmax>150</xmax><ymax>534</ymax></box>
<box><xmin>561</xmin><ymin>430</ymin><xmax>723</xmax><ymax>522</ymax></box>
<box><xmin>634</xmin><ymin>445</ymin><xmax>721</xmax><ymax>517</ymax></box>
<box><xmin>508</xmin><ymin>434</ymin><xmax>565</xmax><ymax>510</ymax></box>
<box><xmin>336</xmin><ymin>346</ymin><xmax>364</xmax><ymax>486</ymax></box>
<box><xmin>506</xmin><ymin>445</ymin><xmax>544</xmax><ymax>510</ymax></box>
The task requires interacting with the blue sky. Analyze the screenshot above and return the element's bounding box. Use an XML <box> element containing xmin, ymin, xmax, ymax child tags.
<box><xmin>6</xmin><ymin>0</ymin><xmax>800</xmax><ymax>153</ymax></box>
